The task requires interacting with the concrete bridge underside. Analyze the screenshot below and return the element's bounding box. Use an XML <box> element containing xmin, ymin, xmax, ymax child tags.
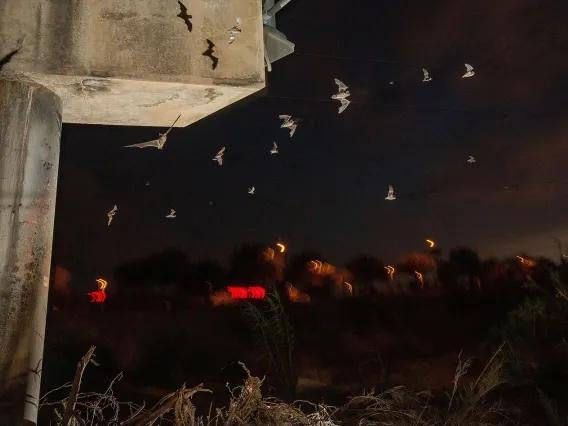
<box><xmin>0</xmin><ymin>0</ymin><xmax>265</xmax><ymax>424</ymax></box>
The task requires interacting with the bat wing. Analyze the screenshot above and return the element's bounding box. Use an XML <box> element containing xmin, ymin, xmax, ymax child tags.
<box><xmin>334</xmin><ymin>78</ymin><xmax>348</xmax><ymax>91</ymax></box>
<box><xmin>177</xmin><ymin>0</ymin><xmax>188</xmax><ymax>14</ymax></box>
<box><xmin>163</xmin><ymin>114</ymin><xmax>182</xmax><ymax>135</ymax></box>
<box><xmin>279</xmin><ymin>114</ymin><xmax>291</xmax><ymax>122</ymax></box>
<box><xmin>212</xmin><ymin>56</ymin><xmax>219</xmax><ymax>69</ymax></box>
<box><xmin>124</xmin><ymin>139</ymin><xmax>159</xmax><ymax>148</ymax></box>
<box><xmin>0</xmin><ymin>48</ymin><xmax>20</xmax><ymax>72</ymax></box>
<box><xmin>338</xmin><ymin>98</ymin><xmax>350</xmax><ymax>114</ymax></box>
<box><xmin>206</xmin><ymin>39</ymin><xmax>215</xmax><ymax>49</ymax></box>
<box><xmin>465</xmin><ymin>63</ymin><xmax>473</xmax><ymax>71</ymax></box>
<box><xmin>289</xmin><ymin>124</ymin><xmax>297</xmax><ymax>137</ymax></box>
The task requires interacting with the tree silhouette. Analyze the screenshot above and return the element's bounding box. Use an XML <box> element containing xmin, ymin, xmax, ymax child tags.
<box><xmin>284</xmin><ymin>250</ymin><xmax>324</xmax><ymax>289</ymax></box>
<box><xmin>346</xmin><ymin>255</ymin><xmax>386</xmax><ymax>295</ymax></box>
<box><xmin>190</xmin><ymin>259</ymin><xmax>226</xmax><ymax>293</ymax></box>
<box><xmin>440</xmin><ymin>247</ymin><xmax>481</xmax><ymax>290</ymax></box>
<box><xmin>228</xmin><ymin>243</ymin><xmax>274</xmax><ymax>285</ymax></box>
<box><xmin>115</xmin><ymin>247</ymin><xmax>191</xmax><ymax>292</ymax></box>
<box><xmin>396</xmin><ymin>252</ymin><xmax>436</xmax><ymax>274</ymax></box>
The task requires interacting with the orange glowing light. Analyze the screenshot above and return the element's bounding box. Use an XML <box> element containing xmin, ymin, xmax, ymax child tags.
<box><xmin>309</xmin><ymin>260</ymin><xmax>323</xmax><ymax>273</ymax></box>
<box><xmin>286</xmin><ymin>282</ymin><xmax>311</xmax><ymax>303</ymax></box>
<box><xmin>265</xmin><ymin>247</ymin><xmax>275</xmax><ymax>261</ymax></box>
<box><xmin>276</xmin><ymin>243</ymin><xmax>286</xmax><ymax>253</ymax></box>
<box><xmin>516</xmin><ymin>256</ymin><xmax>535</xmax><ymax>267</ymax></box>
<box><xmin>426</xmin><ymin>239</ymin><xmax>436</xmax><ymax>248</ymax></box>
<box><xmin>96</xmin><ymin>278</ymin><xmax>108</xmax><ymax>291</ymax></box>
<box><xmin>385</xmin><ymin>266</ymin><xmax>395</xmax><ymax>280</ymax></box>
<box><xmin>415</xmin><ymin>271</ymin><xmax>424</xmax><ymax>287</ymax></box>
<box><xmin>344</xmin><ymin>282</ymin><xmax>353</xmax><ymax>296</ymax></box>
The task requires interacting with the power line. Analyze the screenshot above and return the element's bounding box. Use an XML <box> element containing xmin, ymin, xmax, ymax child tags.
<box><xmin>259</xmin><ymin>94</ymin><xmax>522</xmax><ymax>118</ymax></box>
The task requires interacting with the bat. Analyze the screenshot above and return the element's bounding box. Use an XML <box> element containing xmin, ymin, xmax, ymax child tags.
<box><xmin>124</xmin><ymin>114</ymin><xmax>181</xmax><ymax>149</ymax></box>
<box><xmin>331</xmin><ymin>78</ymin><xmax>351</xmax><ymax>114</ymax></box>
<box><xmin>279</xmin><ymin>114</ymin><xmax>299</xmax><ymax>137</ymax></box>
<box><xmin>176</xmin><ymin>0</ymin><xmax>193</xmax><ymax>32</ymax></box>
<box><xmin>463</xmin><ymin>63</ymin><xmax>475</xmax><ymax>78</ymax></box>
<box><xmin>107</xmin><ymin>205</ymin><xmax>117</xmax><ymax>226</ymax></box>
<box><xmin>202</xmin><ymin>39</ymin><xmax>219</xmax><ymax>70</ymax></box>
<box><xmin>0</xmin><ymin>47</ymin><xmax>21</xmax><ymax>73</ymax></box>
<box><xmin>270</xmin><ymin>142</ymin><xmax>278</xmax><ymax>154</ymax></box>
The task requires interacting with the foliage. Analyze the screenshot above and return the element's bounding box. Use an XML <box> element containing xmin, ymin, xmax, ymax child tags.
<box><xmin>345</xmin><ymin>255</ymin><xmax>386</xmax><ymax>294</ymax></box>
<box><xmin>190</xmin><ymin>259</ymin><xmax>226</xmax><ymax>293</ymax></box>
<box><xmin>396</xmin><ymin>252</ymin><xmax>436</xmax><ymax>274</ymax></box>
<box><xmin>241</xmin><ymin>287</ymin><xmax>296</xmax><ymax>391</ymax></box>
<box><xmin>537</xmin><ymin>388</ymin><xmax>564</xmax><ymax>426</ymax></box>
<box><xmin>41</xmin><ymin>346</ymin><xmax>517</xmax><ymax>425</ymax></box>
<box><xmin>115</xmin><ymin>247</ymin><xmax>191</xmax><ymax>289</ymax></box>
<box><xmin>228</xmin><ymin>243</ymin><xmax>274</xmax><ymax>284</ymax></box>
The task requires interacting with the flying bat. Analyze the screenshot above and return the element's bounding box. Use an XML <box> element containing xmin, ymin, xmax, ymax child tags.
<box><xmin>279</xmin><ymin>115</ymin><xmax>298</xmax><ymax>137</ymax></box>
<box><xmin>467</xmin><ymin>155</ymin><xmax>476</xmax><ymax>163</ymax></box>
<box><xmin>270</xmin><ymin>142</ymin><xmax>278</xmax><ymax>154</ymax></box>
<box><xmin>331</xmin><ymin>78</ymin><xmax>351</xmax><ymax>114</ymax></box>
<box><xmin>0</xmin><ymin>47</ymin><xmax>21</xmax><ymax>72</ymax></box>
<box><xmin>203</xmin><ymin>39</ymin><xmax>219</xmax><ymax>70</ymax></box>
<box><xmin>213</xmin><ymin>146</ymin><xmax>225</xmax><ymax>165</ymax></box>
<box><xmin>0</xmin><ymin>36</ymin><xmax>26</xmax><ymax>73</ymax></box>
<box><xmin>385</xmin><ymin>185</ymin><xmax>396</xmax><ymax>201</ymax></box>
<box><xmin>166</xmin><ymin>209</ymin><xmax>176</xmax><ymax>218</ymax></box>
<box><xmin>248</xmin><ymin>186</ymin><xmax>255</xmax><ymax>194</ymax></box>
<box><xmin>124</xmin><ymin>114</ymin><xmax>181</xmax><ymax>149</ymax></box>
<box><xmin>228</xmin><ymin>17</ymin><xmax>242</xmax><ymax>44</ymax></box>
<box><xmin>422</xmin><ymin>68</ymin><xmax>432</xmax><ymax>82</ymax></box>
<box><xmin>176</xmin><ymin>0</ymin><xmax>193</xmax><ymax>32</ymax></box>
<box><xmin>107</xmin><ymin>205</ymin><xmax>117</xmax><ymax>226</ymax></box>
<box><xmin>463</xmin><ymin>63</ymin><xmax>475</xmax><ymax>78</ymax></box>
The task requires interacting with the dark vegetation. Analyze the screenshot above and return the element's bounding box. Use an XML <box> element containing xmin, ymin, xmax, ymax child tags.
<box><xmin>42</xmin><ymin>244</ymin><xmax>568</xmax><ymax>424</ymax></box>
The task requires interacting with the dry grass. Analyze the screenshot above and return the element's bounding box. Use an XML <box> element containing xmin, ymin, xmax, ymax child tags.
<box><xmin>41</xmin><ymin>344</ymin><xmax>518</xmax><ymax>426</ymax></box>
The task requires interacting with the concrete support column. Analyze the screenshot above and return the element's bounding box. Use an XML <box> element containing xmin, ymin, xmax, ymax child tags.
<box><xmin>0</xmin><ymin>79</ymin><xmax>62</xmax><ymax>425</ymax></box>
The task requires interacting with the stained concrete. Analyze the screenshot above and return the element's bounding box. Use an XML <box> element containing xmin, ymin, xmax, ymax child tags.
<box><xmin>0</xmin><ymin>0</ymin><xmax>265</xmax><ymax>127</ymax></box>
<box><xmin>0</xmin><ymin>80</ymin><xmax>62</xmax><ymax>425</ymax></box>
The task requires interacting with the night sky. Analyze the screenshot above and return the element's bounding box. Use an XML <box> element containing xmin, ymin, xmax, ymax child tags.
<box><xmin>54</xmin><ymin>0</ymin><xmax>568</xmax><ymax>283</ymax></box>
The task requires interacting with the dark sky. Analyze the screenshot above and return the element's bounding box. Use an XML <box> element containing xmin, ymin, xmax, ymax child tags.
<box><xmin>54</xmin><ymin>0</ymin><xmax>568</xmax><ymax>282</ymax></box>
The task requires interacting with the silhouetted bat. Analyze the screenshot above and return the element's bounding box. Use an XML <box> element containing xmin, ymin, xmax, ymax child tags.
<box><xmin>202</xmin><ymin>39</ymin><xmax>218</xmax><ymax>70</ymax></box>
<box><xmin>176</xmin><ymin>0</ymin><xmax>192</xmax><ymax>32</ymax></box>
<box><xmin>0</xmin><ymin>47</ymin><xmax>21</xmax><ymax>72</ymax></box>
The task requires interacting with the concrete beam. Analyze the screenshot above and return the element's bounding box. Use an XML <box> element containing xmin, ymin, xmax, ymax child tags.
<box><xmin>0</xmin><ymin>79</ymin><xmax>62</xmax><ymax>425</ymax></box>
<box><xmin>0</xmin><ymin>0</ymin><xmax>265</xmax><ymax>128</ymax></box>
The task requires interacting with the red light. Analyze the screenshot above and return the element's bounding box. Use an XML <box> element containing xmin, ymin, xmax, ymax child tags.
<box><xmin>87</xmin><ymin>278</ymin><xmax>108</xmax><ymax>303</ymax></box>
<box><xmin>88</xmin><ymin>290</ymin><xmax>106</xmax><ymax>303</ymax></box>
<box><xmin>227</xmin><ymin>286</ymin><xmax>249</xmax><ymax>299</ymax></box>
<box><xmin>227</xmin><ymin>286</ymin><xmax>266</xmax><ymax>299</ymax></box>
<box><xmin>248</xmin><ymin>286</ymin><xmax>266</xmax><ymax>299</ymax></box>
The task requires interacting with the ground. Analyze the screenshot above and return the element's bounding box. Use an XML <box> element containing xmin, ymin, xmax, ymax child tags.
<box><xmin>41</xmin><ymin>288</ymin><xmax>532</xmax><ymax>422</ymax></box>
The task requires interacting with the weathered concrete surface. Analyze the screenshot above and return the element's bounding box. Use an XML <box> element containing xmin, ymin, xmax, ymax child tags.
<box><xmin>0</xmin><ymin>0</ymin><xmax>265</xmax><ymax>127</ymax></box>
<box><xmin>0</xmin><ymin>80</ymin><xmax>62</xmax><ymax>425</ymax></box>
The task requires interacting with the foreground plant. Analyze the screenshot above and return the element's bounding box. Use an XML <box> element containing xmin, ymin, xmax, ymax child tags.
<box><xmin>241</xmin><ymin>286</ymin><xmax>296</xmax><ymax>390</ymax></box>
<box><xmin>41</xmin><ymin>344</ymin><xmax>518</xmax><ymax>426</ymax></box>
